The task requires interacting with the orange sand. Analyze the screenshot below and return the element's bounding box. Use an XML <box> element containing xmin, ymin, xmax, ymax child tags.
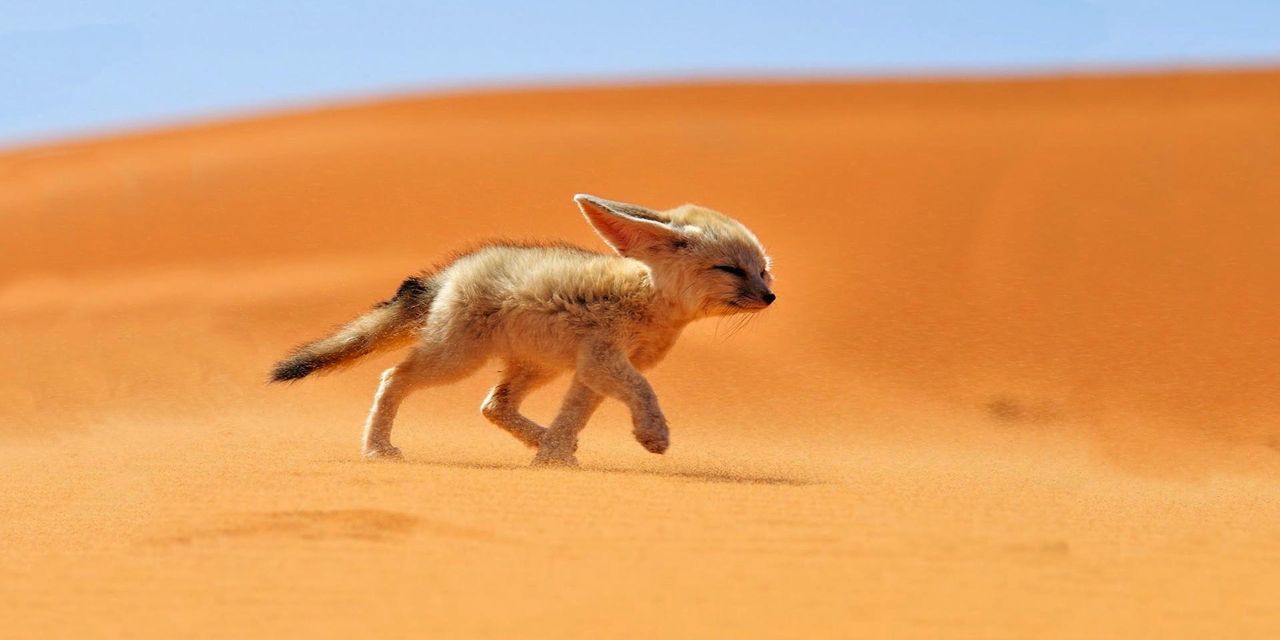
<box><xmin>3</xmin><ymin>69</ymin><xmax>1279</xmax><ymax>638</ymax></box>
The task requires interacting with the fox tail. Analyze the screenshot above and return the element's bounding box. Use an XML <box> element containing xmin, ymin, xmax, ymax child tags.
<box><xmin>269</xmin><ymin>275</ymin><xmax>435</xmax><ymax>382</ymax></box>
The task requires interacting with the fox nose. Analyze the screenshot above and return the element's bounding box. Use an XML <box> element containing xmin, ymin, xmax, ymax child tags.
<box><xmin>762</xmin><ymin>292</ymin><xmax>777</xmax><ymax>305</ymax></box>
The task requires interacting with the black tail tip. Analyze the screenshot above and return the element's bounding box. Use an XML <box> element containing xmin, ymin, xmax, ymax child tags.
<box><xmin>270</xmin><ymin>358</ymin><xmax>316</xmax><ymax>383</ymax></box>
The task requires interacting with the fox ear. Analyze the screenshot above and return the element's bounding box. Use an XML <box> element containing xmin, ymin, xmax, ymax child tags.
<box><xmin>574</xmin><ymin>194</ymin><xmax>676</xmax><ymax>255</ymax></box>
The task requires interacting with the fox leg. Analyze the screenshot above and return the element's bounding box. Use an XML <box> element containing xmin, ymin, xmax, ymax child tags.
<box><xmin>533</xmin><ymin>379</ymin><xmax>604</xmax><ymax>466</ymax></box>
<box><xmin>480</xmin><ymin>363</ymin><xmax>555</xmax><ymax>448</ymax></box>
<box><xmin>574</xmin><ymin>343</ymin><xmax>670</xmax><ymax>455</ymax></box>
<box><xmin>362</xmin><ymin>341</ymin><xmax>484</xmax><ymax>459</ymax></box>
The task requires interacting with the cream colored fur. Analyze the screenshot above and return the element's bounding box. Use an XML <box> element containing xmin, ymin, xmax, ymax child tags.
<box><xmin>272</xmin><ymin>194</ymin><xmax>775</xmax><ymax>466</ymax></box>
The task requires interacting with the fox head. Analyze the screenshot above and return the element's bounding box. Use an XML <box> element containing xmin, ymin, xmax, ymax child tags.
<box><xmin>575</xmin><ymin>194</ymin><xmax>775</xmax><ymax>319</ymax></box>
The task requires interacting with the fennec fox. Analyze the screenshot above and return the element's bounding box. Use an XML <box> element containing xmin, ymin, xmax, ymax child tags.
<box><xmin>270</xmin><ymin>194</ymin><xmax>775</xmax><ymax>465</ymax></box>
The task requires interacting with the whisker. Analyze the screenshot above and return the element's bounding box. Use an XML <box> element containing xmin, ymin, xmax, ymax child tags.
<box><xmin>721</xmin><ymin>308</ymin><xmax>754</xmax><ymax>342</ymax></box>
<box><xmin>724</xmin><ymin>318</ymin><xmax>746</xmax><ymax>342</ymax></box>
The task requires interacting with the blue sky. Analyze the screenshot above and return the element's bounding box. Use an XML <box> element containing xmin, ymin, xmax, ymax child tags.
<box><xmin>4</xmin><ymin>1</ymin><xmax>1278</xmax><ymax>145</ymax></box>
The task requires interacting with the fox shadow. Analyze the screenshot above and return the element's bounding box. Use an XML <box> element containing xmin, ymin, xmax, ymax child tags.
<box><xmin>403</xmin><ymin>457</ymin><xmax>817</xmax><ymax>486</ymax></box>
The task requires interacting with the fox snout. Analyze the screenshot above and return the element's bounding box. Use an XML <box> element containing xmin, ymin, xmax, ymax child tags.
<box><xmin>753</xmin><ymin>289</ymin><xmax>777</xmax><ymax>307</ymax></box>
<box><xmin>748</xmin><ymin>274</ymin><xmax>776</xmax><ymax>307</ymax></box>
<box><xmin>737</xmin><ymin>285</ymin><xmax>776</xmax><ymax>310</ymax></box>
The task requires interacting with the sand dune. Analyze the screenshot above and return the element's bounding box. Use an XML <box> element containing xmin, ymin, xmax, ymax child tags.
<box><xmin>3</xmin><ymin>69</ymin><xmax>1280</xmax><ymax>638</ymax></box>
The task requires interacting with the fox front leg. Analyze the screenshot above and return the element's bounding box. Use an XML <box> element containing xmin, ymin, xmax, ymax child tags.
<box><xmin>533</xmin><ymin>379</ymin><xmax>605</xmax><ymax>466</ymax></box>
<box><xmin>576</xmin><ymin>342</ymin><xmax>671</xmax><ymax>455</ymax></box>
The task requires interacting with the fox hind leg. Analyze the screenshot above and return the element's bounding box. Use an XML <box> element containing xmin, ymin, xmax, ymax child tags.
<box><xmin>362</xmin><ymin>341</ymin><xmax>485</xmax><ymax>459</ymax></box>
<box><xmin>480</xmin><ymin>362</ymin><xmax>556</xmax><ymax>448</ymax></box>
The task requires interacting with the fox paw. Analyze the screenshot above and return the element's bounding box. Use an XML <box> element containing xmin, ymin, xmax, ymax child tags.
<box><xmin>634</xmin><ymin>429</ymin><xmax>669</xmax><ymax>455</ymax></box>
<box><xmin>531</xmin><ymin>447</ymin><xmax>578</xmax><ymax>467</ymax></box>
<box><xmin>363</xmin><ymin>445</ymin><xmax>404</xmax><ymax>461</ymax></box>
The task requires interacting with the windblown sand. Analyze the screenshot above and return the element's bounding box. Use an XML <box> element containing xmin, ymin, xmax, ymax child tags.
<box><xmin>3</xmin><ymin>69</ymin><xmax>1279</xmax><ymax>638</ymax></box>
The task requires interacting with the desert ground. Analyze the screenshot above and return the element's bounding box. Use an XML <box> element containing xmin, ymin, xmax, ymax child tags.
<box><xmin>3</xmin><ymin>68</ymin><xmax>1279</xmax><ymax>638</ymax></box>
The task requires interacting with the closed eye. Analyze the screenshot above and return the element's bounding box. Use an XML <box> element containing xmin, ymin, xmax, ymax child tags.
<box><xmin>712</xmin><ymin>265</ymin><xmax>747</xmax><ymax>278</ymax></box>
